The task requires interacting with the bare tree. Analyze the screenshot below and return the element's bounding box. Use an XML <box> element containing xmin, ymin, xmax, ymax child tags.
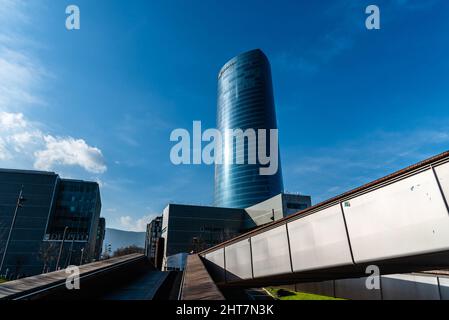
<box><xmin>112</xmin><ymin>245</ymin><xmax>144</xmax><ymax>257</ymax></box>
<box><xmin>13</xmin><ymin>255</ymin><xmax>27</xmax><ymax>279</ymax></box>
<box><xmin>38</xmin><ymin>242</ymin><xmax>59</xmax><ymax>274</ymax></box>
<box><xmin>102</xmin><ymin>251</ymin><xmax>111</xmax><ymax>260</ymax></box>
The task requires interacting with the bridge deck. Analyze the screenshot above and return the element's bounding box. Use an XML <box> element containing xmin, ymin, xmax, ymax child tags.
<box><xmin>200</xmin><ymin>151</ymin><xmax>449</xmax><ymax>288</ymax></box>
<box><xmin>180</xmin><ymin>255</ymin><xmax>225</xmax><ymax>300</ymax></box>
<box><xmin>0</xmin><ymin>254</ymin><xmax>144</xmax><ymax>300</ymax></box>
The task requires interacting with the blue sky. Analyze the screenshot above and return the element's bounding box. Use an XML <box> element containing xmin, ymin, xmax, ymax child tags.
<box><xmin>0</xmin><ymin>0</ymin><xmax>448</xmax><ymax>231</ymax></box>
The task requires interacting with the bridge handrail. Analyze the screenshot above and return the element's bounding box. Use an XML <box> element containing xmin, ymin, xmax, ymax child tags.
<box><xmin>201</xmin><ymin>150</ymin><xmax>449</xmax><ymax>255</ymax></box>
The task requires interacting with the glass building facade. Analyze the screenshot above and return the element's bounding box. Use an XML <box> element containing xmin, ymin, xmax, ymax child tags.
<box><xmin>215</xmin><ymin>49</ymin><xmax>284</xmax><ymax>208</ymax></box>
<box><xmin>94</xmin><ymin>217</ymin><xmax>106</xmax><ymax>261</ymax></box>
<box><xmin>0</xmin><ymin>169</ymin><xmax>102</xmax><ymax>279</ymax></box>
<box><xmin>161</xmin><ymin>204</ymin><xmax>246</xmax><ymax>263</ymax></box>
<box><xmin>45</xmin><ymin>179</ymin><xmax>102</xmax><ymax>266</ymax></box>
<box><xmin>0</xmin><ymin>170</ymin><xmax>58</xmax><ymax>278</ymax></box>
<box><xmin>145</xmin><ymin>216</ymin><xmax>162</xmax><ymax>260</ymax></box>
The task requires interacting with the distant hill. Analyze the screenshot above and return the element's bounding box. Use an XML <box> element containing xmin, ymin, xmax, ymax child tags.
<box><xmin>103</xmin><ymin>228</ymin><xmax>146</xmax><ymax>254</ymax></box>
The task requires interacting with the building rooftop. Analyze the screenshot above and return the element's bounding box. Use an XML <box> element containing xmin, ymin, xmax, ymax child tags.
<box><xmin>0</xmin><ymin>168</ymin><xmax>100</xmax><ymax>186</ymax></box>
<box><xmin>0</xmin><ymin>168</ymin><xmax>57</xmax><ymax>176</ymax></box>
<box><xmin>218</xmin><ymin>48</ymin><xmax>266</xmax><ymax>80</ymax></box>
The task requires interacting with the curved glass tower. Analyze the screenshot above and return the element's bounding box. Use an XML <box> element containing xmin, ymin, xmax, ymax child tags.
<box><xmin>215</xmin><ymin>49</ymin><xmax>284</xmax><ymax>208</ymax></box>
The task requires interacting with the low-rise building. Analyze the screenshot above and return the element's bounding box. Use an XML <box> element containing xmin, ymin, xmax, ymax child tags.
<box><xmin>160</xmin><ymin>193</ymin><xmax>311</xmax><ymax>270</ymax></box>
<box><xmin>144</xmin><ymin>216</ymin><xmax>163</xmax><ymax>261</ymax></box>
<box><xmin>94</xmin><ymin>217</ymin><xmax>106</xmax><ymax>261</ymax></box>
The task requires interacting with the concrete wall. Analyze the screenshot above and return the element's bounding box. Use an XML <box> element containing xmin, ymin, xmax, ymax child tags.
<box><xmin>244</xmin><ymin>193</ymin><xmax>312</xmax><ymax>228</ymax></box>
<box><xmin>292</xmin><ymin>273</ymin><xmax>449</xmax><ymax>300</ymax></box>
<box><xmin>245</xmin><ymin>194</ymin><xmax>284</xmax><ymax>228</ymax></box>
<box><xmin>295</xmin><ymin>280</ymin><xmax>335</xmax><ymax>298</ymax></box>
<box><xmin>336</xmin><ymin>277</ymin><xmax>382</xmax><ymax>300</ymax></box>
<box><xmin>381</xmin><ymin>274</ymin><xmax>440</xmax><ymax>300</ymax></box>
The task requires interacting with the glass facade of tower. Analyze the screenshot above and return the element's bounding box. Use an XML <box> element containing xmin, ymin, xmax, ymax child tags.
<box><xmin>215</xmin><ymin>49</ymin><xmax>284</xmax><ymax>208</ymax></box>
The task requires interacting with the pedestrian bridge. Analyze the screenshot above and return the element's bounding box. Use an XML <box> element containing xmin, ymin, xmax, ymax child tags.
<box><xmin>0</xmin><ymin>254</ymin><xmax>180</xmax><ymax>300</ymax></box>
<box><xmin>201</xmin><ymin>151</ymin><xmax>449</xmax><ymax>288</ymax></box>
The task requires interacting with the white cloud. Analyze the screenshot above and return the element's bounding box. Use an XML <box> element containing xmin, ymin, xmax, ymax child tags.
<box><xmin>8</xmin><ymin>130</ymin><xmax>41</xmax><ymax>151</ymax></box>
<box><xmin>0</xmin><ymin>111</ymin><xmax>26</xmax><ymax>129</ymax></box>
<box><xmin>119</xmin><ymin>215</ymin><xmax>154</xmax><ymax>232</ymax></box>
<box><xmin>34</xmin><ymin>136</ymin><xmax>107</xmax><ymax>174</ymax></box>
<box><xmin>0</xmin><ymin>3</ymin><xmax>106</xmax><ymax>174</ymax></box>
<box><xmin>0</xmin><ymin>0</ymin><xmax>29</xmax><ymax>26</ymax></box>
<box><xmin>0</xmin><ymin>111</ymin><xmax>107</xmax><ymax>174</ymax></box>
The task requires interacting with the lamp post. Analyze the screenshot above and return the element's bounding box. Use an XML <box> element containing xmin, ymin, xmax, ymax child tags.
<box><xmin>67</xmin><ymin>233</ymin><xmax>76</xmax><ymax>266</ymax></box>
<box><xmin>80</xmin><ymin>248</ymin><xmax>84</xmax><ymax>266</ymax></box>
<box><xmin>55</xmin><ymin>226</ymin><xmax>68</xmax><ymax>271</ymax></box>
<box><xmin>0</xmin><ymin>186</ymin><xmax>25</xmax><ymax>275</ymax></box>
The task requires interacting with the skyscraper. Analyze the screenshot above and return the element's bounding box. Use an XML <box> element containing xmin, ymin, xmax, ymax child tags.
<box><xmin>215</xmin><ymin>49</ymin><xmax>284</xmax><ymax>208</ymax></box>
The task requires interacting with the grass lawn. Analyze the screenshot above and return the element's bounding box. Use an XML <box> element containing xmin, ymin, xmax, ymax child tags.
<box><xmin>0</xmin><ymin>278</ymin><xmax>7</xmax><ymax>284</ymax></box>
<box><xmin>265</xmin><ymin>287</ymin><xmax>344</xmax><ymax>300</ymax></box>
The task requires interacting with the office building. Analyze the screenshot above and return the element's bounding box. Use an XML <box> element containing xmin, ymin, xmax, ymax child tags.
<box><xmin>0</xmin><ymin>169</ymin><xmax>102</xmax><ymax>278</ymax></box>
<box><xmin>215</xmin><ymin>49</ymin><xmax>284</xmax><ymax>208</ymax></box>
<box><xmin>45</xmin><ymin>179</ymin><xmax>102</xmax><ymax>266</ymax></box>
<box><xmin>161</xmin><ymin>51</ymin><xmax>311</xmax><ymax>270</ymax></box>
<box><xmin>282</xmin><ymin>193</ymin><xmax>312</xmax><ymax>216</ymax></box>
<box><xmin>245</xmin><ymin>193</ymin><xmax>312</xmax><ymax>228</ymax></box>
<box><xmin>161</xmin><ymin>204</ymin><xmax>246</xmax><ymax>269</ymax></box>
<box><xmin>94</xmin><ymin>217</ymin><xmax>106</xmax><ymax>261</ymax></box>
<box><xmin>144</xmin><ymin>216</ymin><xmax>163</xmax><ymax>260</ymax></box>
<box><xmin>0</xmin><ymin>169</ymin><xmax>59</xmax><ymax>278</ymax></box>
<box><xmin>161</xmin><ymin>193</ymin><xmax>311</xmax><ymax>270</ymax></box>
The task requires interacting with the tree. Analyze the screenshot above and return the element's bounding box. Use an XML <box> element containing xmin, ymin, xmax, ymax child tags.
<box><xmin>112</xmin><ymin>245</ymin><xmax>144</xmax><ymax>258</ymax></box>
<box><xmin>13</xmin><ymin>255</ymin><xmax>27</xmax><ymax>279</ymax></box>
<box><xmin>38</xmin><ymin>242</ymin><xmax>59</xmax><ymax>274</ymax></box>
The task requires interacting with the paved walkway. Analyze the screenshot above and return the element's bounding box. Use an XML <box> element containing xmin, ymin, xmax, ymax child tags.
<box><xmin>102</xmin><ymin>271</ymin><xmax>168</xmax><ymax>300</ymax></box>
<box><xmin>0</xmin><ymin>254</ymin><xmax>143</xmax><ymax>300</ymax></box>
<box><xmin>180</xmin><ymin>255</ymin><xmax>225</xmax><ymax>300</ymax></box>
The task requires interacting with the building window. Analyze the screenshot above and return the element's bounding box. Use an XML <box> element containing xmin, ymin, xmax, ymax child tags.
<box><xmin>287</xmin><ymin>203</ymin><xmax>308</xmax><ymax>210</ymax></box>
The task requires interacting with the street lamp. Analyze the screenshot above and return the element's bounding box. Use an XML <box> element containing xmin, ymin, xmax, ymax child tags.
<box><xmin>80</xmin><ymin>248</ymin><xmax>84</xmax><ymax>265</ymax></box>
<box><xmin>0</xmin><ymin>186</ymin><xmax>26</xmax><ymax>275</ymax></box>
<box><xmin>55</xmin><ymin>226</ymin><xmax>69</xmax><ymax>271</ymax></box>
<box><xmin>67</xmin><ymin>232</ymin><xmax>76</xmax><ymax>266</ymax></box>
